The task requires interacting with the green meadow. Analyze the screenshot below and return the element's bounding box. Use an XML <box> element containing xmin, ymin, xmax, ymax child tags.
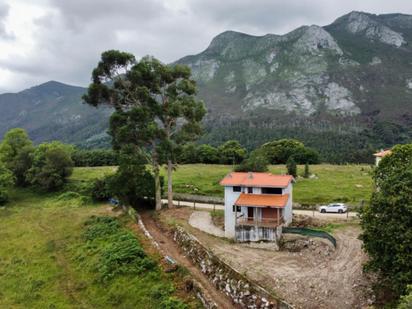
<box><xmin>70</xmin><ymin>164</ymin><xmax>374</xmax><ymax>205</ymax></box>
<box><xmin>0</xmin><ymin>187</ymin><xmax>199</xmax><ymax>309</ymax></box>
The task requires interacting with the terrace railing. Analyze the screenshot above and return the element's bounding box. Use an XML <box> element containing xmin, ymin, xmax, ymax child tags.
<box><xmin>236</xmin><ymin>216</ymin><xmax>284</xmax><ymax>228</ymax></box>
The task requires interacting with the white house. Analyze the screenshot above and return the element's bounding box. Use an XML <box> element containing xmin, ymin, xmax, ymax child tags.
<box><xmin>373</xmin><ymin>149</ymin><xmax>392</xmax><ymax>166</ymax></box>
<box><xmin>219</xmin><ymin>172</ymin><xmax>294</xmax><ymax>242</ymax></box>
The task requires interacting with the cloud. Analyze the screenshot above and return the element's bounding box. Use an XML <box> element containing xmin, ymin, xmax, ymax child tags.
<box><xmin>0</xmin><ymin>3</ymin><xmax>14</xmax><ymax>40</ymax></box>
<box><xmin>0</xmin><ymin>0</ymin><xmax>412</xmax><ymax>93</ymax></box>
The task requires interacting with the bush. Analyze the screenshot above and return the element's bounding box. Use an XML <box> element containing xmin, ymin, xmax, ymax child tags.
<box><xmin>97</xmin><ymin>232</ymin><xmax>156</xmax><ymax>282</ymax></box>
<box><xmin>83</xmin><ymin>216</ymin><xmax>120</xmax><ymax>241</ymax></box>
<box><xmin>0</xmin><ymin>128</ymin><xmax>34</xmax><ymax>186</ymax></box>
<box><xmin>91</xmin><ymin>176</ymin><xmax>113</xmax><ymax>201</ymax></box>
<box><xmin>0</xmin><ymin>162</ymin><xmax>14</xmax><ymax>205</ymax></box>
<box><xmin>26</xmin><ymin>141</ymin><xmax>74</xmax><ymax>192</ymax></box>
<box><xmin>160</xmin><ymin>297</ymin><xmax>188</xmax><ymax>309</ymax></box>
<box><xmin>109</xmin><ymin>148</ymin><xmax>162</xmax><ymax>207</ymax></box>
<box><xmin>286</xmin><ymin>157</ymin><xmax>297</xmax><ymax>178</ymax></box>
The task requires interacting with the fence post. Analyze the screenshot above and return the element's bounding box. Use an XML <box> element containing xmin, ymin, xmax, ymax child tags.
<box><xmin>347</xmin><ymin>205</ymin><xmax>349</xmax><ymax>219</ymax></box>
<box><xmin>194</xmin><ymin>201</ymin><xmax>196</xmax><ymax>210</ymax></box>
<box><xmin>178</xmin><ymin>200</ymin><xmax>180</xmax><ymax>207</ymax></box>
<box><xmin>312</xmin><ymin>205</ymin><xmax>315</xmax><ymax>217</ymax></box>
<box><xmin>213</xmin><ymin>203</ymin><xmax>216</xmax><ymax>212</ymax></box>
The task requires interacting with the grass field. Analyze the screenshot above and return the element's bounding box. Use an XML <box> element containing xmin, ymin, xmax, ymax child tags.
<box><xmin>71</xmin><ymin>164</ymin><xmax>374</xmax><ymax>205</ymax></box>
<box><xmin>0</xmin><ymin>188</ymin><xmax>199</xmax><ymax>309</ymax></box>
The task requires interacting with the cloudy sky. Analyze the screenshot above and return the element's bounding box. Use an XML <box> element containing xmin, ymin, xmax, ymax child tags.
<box><xmin>1</xmin><ymin>0</ymin><xmax>412</xmax><ymax>93</ymax></box>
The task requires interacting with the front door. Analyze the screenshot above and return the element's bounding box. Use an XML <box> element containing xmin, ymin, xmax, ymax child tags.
<box><xmin>248</xmin><ymin>207</ymin><xmax>254</xmax><ymax>220</ymax></box>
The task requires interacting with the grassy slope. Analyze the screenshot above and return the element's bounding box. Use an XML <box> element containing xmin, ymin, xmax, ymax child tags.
<box><xmin>71</xmin><ymin>164</ymin><xmax>374</xmax><ymax>205</ymax></box>
<box><xmin>0</xmin><ymin>188</ymin><xmax>199</xmax><ymax>308</ymax></box>
<box><xmin>167</xmin><ymin>164</ymin><xmax>373</xmax><ymax>205</ymax></box>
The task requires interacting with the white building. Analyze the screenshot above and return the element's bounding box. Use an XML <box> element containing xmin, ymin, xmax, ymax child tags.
<box><xmin>373</xmin><ymin>149</ymin><xmax>392</xmax><ymax>166</ymax></box>
<box><xmin>220</xmin><ymin>172</ymin><xmax>294</xmax><ymax>242</ymax></box>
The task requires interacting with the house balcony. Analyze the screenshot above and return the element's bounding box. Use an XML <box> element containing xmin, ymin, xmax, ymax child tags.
<box><xmin>236</xmin><ymin>216</ymin><xmax>284</xmax><ymax>229</ymax></box>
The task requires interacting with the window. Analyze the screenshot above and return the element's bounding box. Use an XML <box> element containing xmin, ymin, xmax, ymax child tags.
<box><xmin>261</xmin><ymin>187</ymin><xmax>282</xmax><ymax>194</ymax></box>
<box><xmin>233</xmin><ymin>186</ymin><xmax>241</xmax><ymax>192</ymax></box>
<box><xmin>232</xmin><ymin>205</ymin><xmax>241</xmax><ymax>212</ymax></box>
<box><xmin>247</xmin><ymin>187</ymin><xmax>253</xmax><ymax>193</ymax></box>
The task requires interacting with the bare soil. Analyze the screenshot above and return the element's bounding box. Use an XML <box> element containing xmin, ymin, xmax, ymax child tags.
<box><xmin>139</xmin><ymin>210</ymin><xmax>237</xmax><ymax>309</ymax></box>
<box><xmin>159</xmin><ymin>208</ymin><xmax>374</xmax><ymax>309</ymax></box>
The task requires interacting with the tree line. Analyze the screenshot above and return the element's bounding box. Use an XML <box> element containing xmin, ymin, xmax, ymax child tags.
<box><xmin>0</xmin><ymin>128</ymin><xmax>75</xmax><ymax>204</ymax></box>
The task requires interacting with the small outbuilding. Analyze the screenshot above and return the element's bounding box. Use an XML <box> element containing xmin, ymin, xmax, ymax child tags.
<box><xmin>373</xmin><ymin>149</ymin><xmax>392</xmax><ymax>166</ymax></box>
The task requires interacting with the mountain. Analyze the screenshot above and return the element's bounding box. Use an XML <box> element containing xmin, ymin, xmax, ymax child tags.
<box><xmin>0</xmin><ymin>81</ymin><xmax>111</xmax><ymax>148</ymax></box>
<box><xmin>1</xmin><ymin>11</ymin><xmax>412</xmax><ymax>162</ymax></box>
<box><xmin>177</xmin><ymin>11</ymin><xmax>412</xmax><ymax>162</ymax></box>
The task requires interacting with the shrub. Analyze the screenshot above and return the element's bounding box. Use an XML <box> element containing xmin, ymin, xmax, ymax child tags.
<box><xmin>0</xmin><ymin>162</ymin><xmax>14</xmax><ymax>205</ymax></box>
<box><xmin>83</xmin><ymin>216</ymin><xmax>120</xmax><ymax>241</ymax></box>
<box><xmin>160</xmin><ymin>297</ymin><xmax>188</xmax><ymax>309</ymax></box>
<box><xmin>26</xmin><ymin>141</ymin><xmax>74</xmax><ymax>192</ymax></box>
<box><xmin>0</xmin><ymin>128</ymin><xmax>34</xmax><ymax>186</ymax></box>
<box><xmin>286</xmin><ymin>157</ymin><xmax>297</xmax><ymax>178</ymax></box>
<box><xmin>97</xmin><ymin>232</ymin><xmax>156</xmax><ymax>282</ymax></box>
<box><xmin>91</xmin><ymin>176</ymin><xmax>113</xmax><ymax>201</ymax></box>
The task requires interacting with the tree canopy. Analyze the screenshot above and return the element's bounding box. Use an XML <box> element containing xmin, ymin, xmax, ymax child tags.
<box><xmin>0</xmin><ymin>162</ymin><xmax>14</xmax><ymax>205</ymax></box>
<box><xmin>259</xmin><ymin>139</ymin><xmax>319</xmax><ymax>164</ymax></box>
<box><xmin>83</xmin><ymin>50</ymin><xmax>205</xmax><ymax>209</ymax></box>
<box><xmin>0</xmin><ymin>128</ymin><xmax>34</xmax><ymax>186</ymax></box>
<box><xmin>218</xmin><ymin>140</ymin><xmax>247</xmax><ymax>164</ymax></box>
<box><xmin>26</xmin><ymin>142</ymin><xmax>74</xmax><ymax>191</ymax></box>
<box><xmin>360</xmin><ymin>143</ymin><xmax>412</xmax><ymax>299</ymax></box>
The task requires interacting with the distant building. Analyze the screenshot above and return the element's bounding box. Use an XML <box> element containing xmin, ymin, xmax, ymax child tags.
<box><xmin>373</xmin><ymin>149</ymin><xmax>392</xmax><ymax>166</ymax></box>
<box><xmin>219</xmin><ymin>172</ymin><xmax>294</xmax><ymax>242</ymax></box>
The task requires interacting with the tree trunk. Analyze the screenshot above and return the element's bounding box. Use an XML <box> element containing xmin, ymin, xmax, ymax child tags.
<box><xmin>167</xmin><ymin>159</ymin><xmax>174</xmax><ymax>208</ymax></box>
<box><xmin>152</xmin><ymin>151</ymin><xmax>162</xmax><ymax>211</ymax></box>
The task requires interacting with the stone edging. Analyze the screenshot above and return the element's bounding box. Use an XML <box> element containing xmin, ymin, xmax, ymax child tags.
<box><xmin>173</xmin><ymin>225</ymin><xmax>294</xmax><ymax>309</ymax></box>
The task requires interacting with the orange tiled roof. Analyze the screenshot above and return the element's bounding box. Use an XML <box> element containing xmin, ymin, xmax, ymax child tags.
<box><xmin>373</xmin><ymin>149</ymin><xmax>392</xmax><ymax>157</ymax></box>
<box><xmin>220</xmin><ymin>172</ymin><xmax>293</xmax><ymax>188</ymax></box>
<box><xmin>234</xmin><ymin>193</ymin><xmax>289</xmax><ymax>208</ymax></box>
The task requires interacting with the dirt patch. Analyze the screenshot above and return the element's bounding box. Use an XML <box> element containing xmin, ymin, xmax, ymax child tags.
<box><xmin>139</xmin><ymin>210</ymin><xmax>236</xmax><ymax>309</ymax></box>
<box><xmin>159</xmin><ymin>209</ymin><xmax>374</xmax><ymax>309</ymax></box>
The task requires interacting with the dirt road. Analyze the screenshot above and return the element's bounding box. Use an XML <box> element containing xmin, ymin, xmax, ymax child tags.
<box><xmin>163</xmin><ymin>199</ymin><xmax>358</xmax><ymax>219</ymax></box>
<box><xmin>139</xmin><ymin>212</ymin><xmax>236</xmax><ymax>309</ymax></box>
<box><xmin>201</xmin><ymin>226</ymin><xmax>370</xmax><ymax>309</ymax></box>
<box><xmin>160</xmin><ymin>208</ymin><xmax>371</xmax><ymax>309</ymax></box>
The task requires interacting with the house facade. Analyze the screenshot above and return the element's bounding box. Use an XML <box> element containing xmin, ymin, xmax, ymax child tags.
<box><xmin>220</xmin><ymin>172</ymin><xmax>293</xmax><ymax>242</ymax></box>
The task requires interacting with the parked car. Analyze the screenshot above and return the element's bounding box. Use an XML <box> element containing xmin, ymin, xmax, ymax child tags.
<box><xmin>319</xmin><ymin>203</ymin><xmax>347</xmax><ymax>214</ymax></box>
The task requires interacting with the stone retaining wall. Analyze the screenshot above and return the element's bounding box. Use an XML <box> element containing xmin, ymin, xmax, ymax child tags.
<box><xmin>173</xmin><ymin>226</ymin><xmax>293</xmax><ymax>309</ymax></box>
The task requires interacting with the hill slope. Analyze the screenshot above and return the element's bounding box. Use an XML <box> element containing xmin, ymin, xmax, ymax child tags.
<box><xmin>0</xmin><ymin>81</ymin><xmax>111</xmax><ymax>147</ymax></box>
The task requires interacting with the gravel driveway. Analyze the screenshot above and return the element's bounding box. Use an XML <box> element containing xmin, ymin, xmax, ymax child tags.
<box><xmin>188</xmin><ymin>211</ymin><xmax>225</xmax><ymax>237</ymax></box>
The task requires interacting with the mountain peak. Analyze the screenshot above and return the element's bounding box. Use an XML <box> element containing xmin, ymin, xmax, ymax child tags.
<box><xmin>330</xmin><ymin>10</ymin><xmax>405</xmax><ymax>47</ymax></box>
<box><xmin>206</xmin><ymin>30</ymin><xmax>254</xmax><ymax>53</ymax></box>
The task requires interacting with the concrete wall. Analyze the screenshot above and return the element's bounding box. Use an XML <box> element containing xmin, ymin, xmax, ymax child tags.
<box><xmin>224</xmin><ymin>186</ymin><xmax>241</xmax><ymax>238</ymax></box>
<box><xmin>283</xmin><ymin>183</ymin><xmax>293</xmax><ymax>225</ymax></box>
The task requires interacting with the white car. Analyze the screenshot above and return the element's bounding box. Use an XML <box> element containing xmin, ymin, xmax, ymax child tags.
<box><xmin>319</xmin><ymin>203</ymin><xmax>347</xmax><ymax>214</ymax></box>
